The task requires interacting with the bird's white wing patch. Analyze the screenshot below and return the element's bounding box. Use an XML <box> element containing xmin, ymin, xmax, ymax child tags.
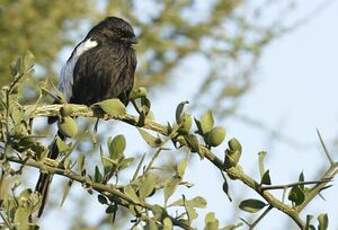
<box><xmin>58</xmin><ymin>39</ymin><xmax>98</xmax><ymax>101</ymax></box>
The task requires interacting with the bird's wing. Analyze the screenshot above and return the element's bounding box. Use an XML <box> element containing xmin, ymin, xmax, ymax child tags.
<box><xmin>58</xmin><ymin>39</ymin><xmax>98</xmax><ymax>101</ymax></box>
<box><xmin>71</xmin><ymin>43</ymin><xmax>136</xmax><ymax>105</ymax></box>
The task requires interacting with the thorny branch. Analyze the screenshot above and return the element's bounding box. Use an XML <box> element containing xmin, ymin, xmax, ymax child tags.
<box><xmin>5</xmin><ymin>104</ymin><xmax>335</xmax><ymax>229</ymax></box>
<box><xmin>6</xmin><ymin>156</ymin><xmax>192</xmax><ymax>230</ymax></box>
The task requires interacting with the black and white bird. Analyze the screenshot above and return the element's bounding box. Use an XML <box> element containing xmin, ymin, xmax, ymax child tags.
<box><xmin>35</xmin><ymin>16</ymin><xmax>137</xmax><ymax>216</ymax></box>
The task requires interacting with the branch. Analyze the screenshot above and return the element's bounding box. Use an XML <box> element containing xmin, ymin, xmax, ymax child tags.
<box><xmin>261</xmin><ymin>178</ymin><xmax>332</xmax><ymax>191</ymax></box>
<box><xmin>22</xmin><ymin>104</ymin><xmax>337</xmax><ymax>229</ymax></box>
<box><xmin>296</xmin><ymin>162</ymin><xmax>338</xmax><ymax>213</ymax></box>
<box><xmin>7</xmin><ymin>156</ymin><xmax>192</xmax><ymax>230</ymax></box>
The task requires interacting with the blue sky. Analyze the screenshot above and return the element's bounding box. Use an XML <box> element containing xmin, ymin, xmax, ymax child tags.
<box><xmin>39</xmin><ymin>1</ymin><xmax>338</xmax><ymax>229</ymax></box>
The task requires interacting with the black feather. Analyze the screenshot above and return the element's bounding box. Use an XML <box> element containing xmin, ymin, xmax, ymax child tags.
<box><xmin>70</xmin><ymin>42</ymin><xmax>136</xmax><ymax>105</ymax></box>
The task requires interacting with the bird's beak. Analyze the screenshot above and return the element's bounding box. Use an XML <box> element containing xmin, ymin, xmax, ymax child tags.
<box><xmin>130</xmin><ymin>36</ymin><xmax>138</xmax><ymax>44</ymax></box>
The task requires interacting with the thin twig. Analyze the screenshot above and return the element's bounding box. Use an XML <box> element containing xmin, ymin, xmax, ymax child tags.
<box><xmin>316</xmin><ymin>129</ymin><xmax>334</xmax><ymax>165</ymax></box>
<box><xmin>18</xmin><ymin>104</ymin><xmax>338</xmax><ymax>229</ymax></box>
<box><xmin>261</xmin><ymin>178</ymin><xmax>332</xmax><ymax>191</ymax></box>
<box><xmin>7</xmin><ymin>156</ymin><xmax>192</xmax><ymax>230</ymax></box>
<box><xmin>250</xmin><ymin>205</ymin><xmax>273</xmax><ymax>229</ymax></box>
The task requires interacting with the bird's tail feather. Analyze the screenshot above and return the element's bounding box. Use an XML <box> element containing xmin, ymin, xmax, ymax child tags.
<box><xmin>35</xmin><ymin>132</ymin><xmax>64</xmax><ymax>217</ymax></box>
<box><xmin>35</xmin><ymin>173</ymin><xmax>52</xmax><ymax>217</ymax></box>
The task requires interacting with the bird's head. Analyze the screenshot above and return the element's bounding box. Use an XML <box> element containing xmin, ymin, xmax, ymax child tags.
<box><xmin>88</xmin><ymin>16</ymin><xmax>137</xmax><ymax>45</ymax></box>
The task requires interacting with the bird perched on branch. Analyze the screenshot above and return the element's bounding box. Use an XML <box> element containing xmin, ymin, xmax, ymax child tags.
<box><xmin>35</xmin><ymin>16</ymin><xmax>137</xmax><ymax>217</ymax></box>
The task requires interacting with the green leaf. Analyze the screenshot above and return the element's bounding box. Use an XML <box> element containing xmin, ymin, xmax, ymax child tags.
<box><xmin>317</xmin><ymin>213</ymin><xmax>328</xmax><ymax>230</ymax></box>
<box><xmin>239</xmin><ymin>199</ymin><xmax>267</xmax><ymax>213</ymax></box>
<box><xmin>118</xmin><ymin>157</ymin><xmax>134</xmax><ymax>170</ymax></box>
<box><xmin>106</xmin><ymin>204</ymin><xmax>117</xmax><ymax>214</ymax></box>
<box><xmin>177</xmin><ymin>158</ymin><xmax>188</xmax><ymax>178</ymax></box>
<box><xmin>129</xmin><ymin>87</ymin><xmax>148</xmax><ymax>99</ymax></box>
<box><xmin>200</xmin><ymin>110</ymin><xmax>214</xmax><ymax>134</ymax></box>
<box><xmin>222</xmin><ymin>178</ymin><xmax>232</xmax><ymax>201</ymax></box>
<box><xmin>94</xmin><ymin>166</ymin><xmax>103</xmax><ymax>183</ymax></box>
<box><xmin>163</xmin><ymin>217</ymin><xmax>173</xmax><ymax>230</ymax></box>
<box><xmin>228</xmin><ymin>138</ymin><xmax>241</xmax><ymax>152</ymax></box>
<box><xmin>14</xmin><ymin>207</ymin><xmax>30</xmax><ymax>230</ymax></box>
<box><xmin>184</xmin><ymin>196</ymin><xmax>198</xmax><ymax>222</ymax></box>
<box><xmin>108</xmin><ymin>134</ymin><xmax>126</xmax><ymax>160</ymax></box>
<box><xmin>258</xmin><ymin>151</ymin><xmax>267</xmax><ymax>177</ymax></box>
<box><xmin>178</xmin><ymin>113</ymin><xmax>192</xmax><ymax>135</ymax></box>
<box><xmin>205</xmin><ymin>126</ymin><xmax>226</xmax><ymax>147</ymax></box>
<box><xmin>139</xmin><ymin>173</ymin><xmax>157</xmax><ymax>199</ymax></box>
<box><xmin>92</xmin><ymin>98</ymin><xmax>126</xmax><ymax>116</ymax></box>
<box><xmin>204</xmin><ymin>212</ymin><xmax>219</xmax><ymax>230</ymax></box>
<box><xmin>55</xmin><ymin>136</ymin><xmax>71</xmax><ymax>153</ymax></box>
<box><xmin>176</xmin><ymin>101</ymin><xmax>189</xmax><ymax>123</ymax></box>
<box><xmin>100</xmin><ymin>151</ymin><xmax>114</xmax><ymax>176</ymax></box>
<box><xmin>305</xmin><ymin>215</ymin><xmax>315</xmax><ymax>230</ymax></box>
<box><xmin>184</xmin><ymin>134</ymin><xmax>201</xmax><ymax>155</ymax></box>
<box><xmin>97</xmin><ymin>194</ymin><xmax>108</xmax><ymax>205</ymax></box>
<box><xmin>288</xmin><ymin>185</ymin><xmax>305</xmax><ymax>206</ymax></box>
<box><xmin>151</xmin><ymin>204</ymin><xmax>166</xmax><ymax>221</ymax></box>
<box><xmin>145</xmin><ymin>220</ymin><xmax>158</xmax><ymax>230</ymax></box>
<box><xmin>124</xmin><ymin>185</ymin><xmax>140</xmax><ymax>204</ymax></box>
<box><xmin>58</xmin><ymin>116</ymin><xmax>78</xmax><ymax>138</ymax></box>
<box><xmin>138</xmin><ymin>129</ymin><xmax>162</xmax><ymax>147</ymax></box>
<box><xmin>164</xmin><ymin>176</ymin><xmax>181</xmax><ymax>205</ymax></box>
<box><xmin>224</xmin><ymin>138</ymin><xmax>242</xmax><ymax>168</ymax></box>
<box><xmin>170</xmin><ymin>196</ymin><xmax>207</xmax><ymax>208</ymax></box>
<box><xmin>260</xmin><ymin>170</ymin><xmax>271</xmax><ymax>185</ymax></box>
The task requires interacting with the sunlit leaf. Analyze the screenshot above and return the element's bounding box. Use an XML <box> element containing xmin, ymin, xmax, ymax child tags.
<box><xmin>108</xmin><ymin>134</ymin><xmax>126</xmax><ymax>160</ymax></box>
<box><xmin>139</xmin><ymin>173</ymin><xmax>157</xmax><ymax>199</ymax></box>
<box><xmin>177</xmin><ymin>158</ymin><xmax>188</xmax><ymax>178</ymax></box>
<box><xmin>170</xmin><ymin>196</ymin><xmax>207</xmax><ymax>208</ymax></box>
<box><xmin>184</xmin><ymin>134</ymin><xmax>201</xmax><ymax>155</ymax></box>
<box><xmin>317</xmin><ymin>213</ymin><xmax>328</xmax><ymax>230</ymax></box>
<box><xmin>124</xmin><ymin>185</ymin><xmax>140</xmax><ymax>204</ymax></box>
<box><xmin>164</xmin><ymin>176</ymin><xmax>181</xmax><ymax>204</ymax></box>
<box><xmin>205</xmin><ymin>126</ymin><xmax>226</xmax><ymax>147</ymax></box>
<box><xmin>204</xmin><ymin>212</ymin><xmax>219</xmax><ymax>230</ymax></box>
<box><xmin>163</xmin><ymin>217</ymin><xmax>173</xmax><ymax>230</ymax></box>
<box><xmin>258</xmin><ymin>151</ymin><xmax>267</xmax><ymax>178</ymax></box>
<box><xmin>58</xmin><ymin>116</ymin><xmax>78</xmax><ymax>138</ymax></box>
<box><xmin>138</xmin><ymin>129</ymin><xmax>162</xmax><ymax>147</ymax></box>
<box><xmin>200</xmin><ymin>110</ymin><xmax>214</xmax><ymax>134</ymax></box>
<box><xmin>92</xmin><ymin>98</ymin><xmax>126</xmax><ymax>116</ymax></box>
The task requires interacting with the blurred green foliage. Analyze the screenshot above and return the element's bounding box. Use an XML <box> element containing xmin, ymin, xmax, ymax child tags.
<box><xmin>0</xmin><ymin>0</ymin><xmax>93</xmax><ymax>87</ymax></box>
<box><xmin>0</xmin><ymin>0</ymin><xmax>281</xmax><ymax>110</ymax></box>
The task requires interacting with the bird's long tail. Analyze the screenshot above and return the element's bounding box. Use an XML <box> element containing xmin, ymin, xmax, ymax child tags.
<box><xmin>35</xmin><ymin>132</ymin><xmax>64</xmax><ymax>217</ymax></box>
